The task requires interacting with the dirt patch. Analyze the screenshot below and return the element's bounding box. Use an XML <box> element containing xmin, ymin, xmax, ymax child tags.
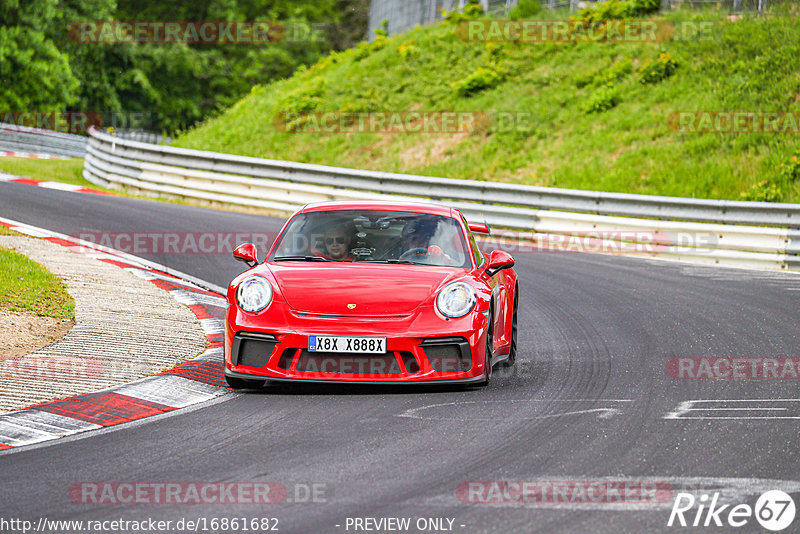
<box><xmin>0</xmin><ymin>309</ymin><xmax>74</xmax><ymax>360</ymax></box>
<box><xmin>399</xmin><ymin>133</ymin><xmax>467</xmax><ymax>169</ymax></box>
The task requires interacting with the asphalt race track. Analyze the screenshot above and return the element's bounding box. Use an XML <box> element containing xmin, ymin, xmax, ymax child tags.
<box><xmin>2</xmin><ymin>180</ymin><xmax>800</xmax><ymax>533</ymax></box>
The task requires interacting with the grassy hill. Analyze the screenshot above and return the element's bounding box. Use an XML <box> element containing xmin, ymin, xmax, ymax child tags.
<box><xmin>175</xmin><ymin>4</ymin><xmax>800</xmax><ymax>203</ymax></box>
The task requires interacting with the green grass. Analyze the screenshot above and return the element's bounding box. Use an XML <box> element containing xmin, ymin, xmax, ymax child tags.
<box><xmin>0</xmin><ymin>247</ymin><xmax>75</xmax><ymax>319</ymax></box>
<box><xmin>174</xmin><ymin>6</ymin><xmax>800</xmax><ymax>203</ymax></box>
<box><xmin>0</xmin><ymin>157</ymin><xmax>97</xmax><ymax>188</ymax></box>
<box><xmin>0</xmin><ymin>226</ymin><xmax>21</xmax><ymax>236</ymax></box>
<box><xmin>0</xmin><ymin>156</ymin><xmax>269</xmax><ymax>212</ymax></box>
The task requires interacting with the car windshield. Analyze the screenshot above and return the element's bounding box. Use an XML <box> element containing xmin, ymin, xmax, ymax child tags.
<box><xmin>269</xmin><ymin>210</ymin><xmax>470</xmax><ymax>267</ymax></box>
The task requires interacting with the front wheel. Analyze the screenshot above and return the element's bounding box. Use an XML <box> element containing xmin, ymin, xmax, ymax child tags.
<box><xmin>225</xmin><ymin>376</ymin><xmax>265</xmax><ymax>390</ymax></box>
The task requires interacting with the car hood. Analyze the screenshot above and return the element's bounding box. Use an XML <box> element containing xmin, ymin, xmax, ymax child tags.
<box><xmin>266</xmin><ymin>263</ymin><xmax>462</xmax><ymax>316</ymax></box>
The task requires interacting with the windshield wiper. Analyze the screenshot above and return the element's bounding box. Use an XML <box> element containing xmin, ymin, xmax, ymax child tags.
<box><xmin>363</xmin><ymin>259</ymin><xmax>420</xmax><ymax>264</ymax></box>
<box><xmin>273</xmin><ymin>255</ymin><xmax>330</xmax><ymax>262</ymax></box>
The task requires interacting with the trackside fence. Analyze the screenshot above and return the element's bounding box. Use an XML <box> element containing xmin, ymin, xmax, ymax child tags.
<box><xmin>82</xmin><ymin>127</ymin><xmax>800</xmax><ymax>272</ymax></box>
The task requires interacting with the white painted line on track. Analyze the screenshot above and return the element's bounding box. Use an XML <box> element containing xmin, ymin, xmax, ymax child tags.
<box><xmin>0</xmin><ymin>410</ymin><xmax>102</xmax><ymax>447</ymax></box>
<box><xmin>169</xmin><ymin>288</ymin><xmax>227</xmax><ymax>308</ymax></box>
<box><xmin>112</xmin><ymin>376</ymin><xmax>225</xmax><ymax>409</ymax></box>
<box><xmin>125</xmin><ymin>267</ymin><xmax>214</xmax><ymax>292</ymax></box>
<box><xmin>664</xmin><ymin>399</ymin><xmax>800</xmax><ymax>419</ymax></box>
<box><xmin>37</xmin><ymin>182</ymin><xmax>83</xmax><ymax>191</ymax></box>
<box><xmin>199</xmin><ymin>318</ymin><xmax>225</xmax><ymax>335</ymax></box>
<box><xmin>399</xmin><ymin>399</ymin><xmax>633</xmax><ymax>421</ymax></box>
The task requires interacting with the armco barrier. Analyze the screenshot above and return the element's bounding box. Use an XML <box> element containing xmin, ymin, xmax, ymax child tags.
<box><xmin>83</xmin><ymin>127</ymin><xmax>800</xmax><ymax>272</ymax></box>
<box><xmin>0</xmin><ymin>124</ymin><xmax>169</xmax><ymax>159</ymax></box>
<box><xmin>0</xmin><ymin>123</ymin><xmax>88</xmax><ymax>158</ymax></box>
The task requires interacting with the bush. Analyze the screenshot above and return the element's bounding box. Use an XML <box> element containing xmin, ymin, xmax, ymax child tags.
<box><xmin>509</xmin><ymin>0</ymin><xmax>541</xmax><ymax>19</ymax></box>
<box><xmin>739</xmin><ymin>180</ymin><xmax>783</xmax><ymax>202</ymax></box>
<box><xmin>583</xmin><ymin>85</ymin><xmax>619</xmax><ymax>113</ymax></box>
<box><xmin>443</xmin><ymin>0</ymin><xmax>484</xmax><ymax>23</ymax></box>
<box><xmin>397</xmin><ymin>38</ymin><xmax>419</xmax><ymax>60</ymax></box>
<box><xmin>575</xmin><ymin>59</ymin><xmax>632</xmax><ymax>88</ymax></box>
<box><xmin>275</xmin><ymin>80</ymin><xmax>327</xmax><ymax>131</ymax></box>
<box><xmin>463</xmin><ymin>0</ymin><xmax>485</xmax><ymax>17</ymax></box>
<box><xmin>777</xmin><ymin>153</ymin><xmax>800</xmax><ymax>183</ymax></box>
<box><xmin>629</xmin><ymin>0</ymin><xmax>661</xmax><ymax>16</ymax></box>
<box><xmin>574</xmin><ymin>0</ymin><xmax>660</xmax><ymax>23</ymax></box>
<box><xmin>453</xmin><ymin>65</ymin><xmax>505</xmax><ymax>97</ymax></box>
<box><xmin>353</xmin><ymin>35</ymin><xmax>388</xmax><ymax>61</ymax></box>
<box><xmin>374</xmin><ymin>19</ymin><xmax>389</xmax><ymax>38</ymax></box>
<box><xmin>638</xmin><ymin>52</ymin><xmax>678</xmax><ymax>84</ymax></box>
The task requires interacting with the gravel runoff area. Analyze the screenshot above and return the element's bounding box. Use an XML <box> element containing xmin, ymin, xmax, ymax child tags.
<box><xmin>0</xmin><ymin>235</ymin><xmax>208</xmax><ymax>413</ymax></box>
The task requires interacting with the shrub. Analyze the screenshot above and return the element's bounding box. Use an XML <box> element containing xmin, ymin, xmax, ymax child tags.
<box><xmin>739</xmin><ymin>180</ymin><xmax>783</xmax><ymax>202</ymax></box>
<box><xmin>639</xmin><ymin>52</ymin><xmax>678</xmax><ymax>84</ymax></box>
<box><xmin>353</xmin><ymin>35</ymin><xmax>388</xmax><ymax>61</ymax></box>
<box><xmin>575</xmin><ymin>59</ymin><xmax>633</xmax><ymax>88</ymax></box>
<box><xmin>398</xmin><ymin>38</ymin><xmax>419</xmax><ymax>60</ymax></box>
<box><xmin>583</xmin><ymin>85</ymin><xmax>620</xmax><ymax>113</ymax></box>
<box><xmin>374</xmin><ymin>19</ymin><xmax>389</xmax><ymax>38</ymax></box>
<box><xmin>453</xmin><ymin>65</ymin><xmax>505</xmax><ymax>97</ymax></box>
<box><xmin>573</xmin><ymin>0</ymin><xmax>660</xmax><ymax>23</ymax></box>
<box><xmin>463</xmin><ymin>0</ymin><xmax>485</xmax><ymax>17</ymax></box>
<box><xmin>629</xmin><ymin>0</ymin><xmax>661</xmax><ymax>16</ymax></box>
<box><xmin>777</xmin><ymin>153</ymin><xmax>800</xmax><ymax>183</ymax></box>
<box><xmin>509</xmin><ymin>0</ymin><xmax>542</xmax><ymax>19</ymax></box>
<box><xmin>275</xmin><ymin>80</ymin><xmax>327</xmax><ymax>131</ymax></box>
<box><xmin>443</xmin><ymin>0</ymin><xmax>484</xmax><ymax>23</ymax></box>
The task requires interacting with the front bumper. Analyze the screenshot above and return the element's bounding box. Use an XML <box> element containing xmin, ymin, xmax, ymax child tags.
<box><xmin>223</xmin><ymin>368</ymin><xmax>487</xmax><ymax>386</ymax></box>
<box><xmin>225</xmin><ymin>306</ymin><xmax>489</xmax><ymax>383</ymax></box>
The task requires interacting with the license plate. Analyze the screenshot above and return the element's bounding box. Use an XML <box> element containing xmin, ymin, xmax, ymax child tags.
<box><xmin>308</xmin><ymin>335</ymin><xmax>386</xmax><ymax>354</ymax></box>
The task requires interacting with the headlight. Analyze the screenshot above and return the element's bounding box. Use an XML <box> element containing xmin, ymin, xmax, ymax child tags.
<box><xmin>236</xmin><ymin>276</ymin><xmax>273</xmax><ymax>313</ymax></box>
<box><xmin>436</xmin><ymin>281</ymin><xmax>476</xmax><ymax>318</ymax></box>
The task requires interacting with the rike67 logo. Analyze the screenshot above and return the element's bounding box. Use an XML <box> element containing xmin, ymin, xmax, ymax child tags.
<box><xmin>668</xmin><ymin>490</ymin><xmax>796</xmax><ymax>531</ymax></box>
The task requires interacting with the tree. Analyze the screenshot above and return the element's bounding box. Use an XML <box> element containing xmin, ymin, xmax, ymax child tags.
<box><xmin>0</xmin><ymin>0</ymin><xmax>79</xmax><ymax>112</ymax></box>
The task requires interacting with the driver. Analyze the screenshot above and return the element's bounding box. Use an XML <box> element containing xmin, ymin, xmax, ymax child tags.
<box><xmin>399</xmin><ymin>219</ymin><xmax>455</xmax><ymax>265</ymax></box>
<box><xmin>321</xmin><ymin>224</ymin><xmax>354</xmax><ymax>261</ymax></box>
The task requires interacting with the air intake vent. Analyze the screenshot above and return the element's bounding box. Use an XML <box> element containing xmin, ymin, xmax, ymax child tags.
<box><xmin>232</xmin><ymin>333</ymin><xmax>278</xmax><ymax>368</ymax></box>
<box><xmin>421</xmin><ymin>337</ymin><xmax>471</xmax><ymax>372</ymax></box>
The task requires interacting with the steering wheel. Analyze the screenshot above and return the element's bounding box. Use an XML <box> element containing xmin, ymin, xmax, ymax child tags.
<box><xmin>399</xmin><ymin>247</ymin><xmax>428</xmax><ymax>260</ymax></box>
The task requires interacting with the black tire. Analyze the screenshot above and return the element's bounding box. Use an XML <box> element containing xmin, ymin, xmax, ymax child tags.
<box><xmin>478</xmin><ymin>307</ymin><xmax>493</xmax><ymax>387</ymax></box>
<box><xmin>225</xmin><ymin>376</ymin><xmax>264</xmax><ymax>390</ymax></box>
<box><xmin>499</xmin><ymin>286</ymin><xmax>518</xmax><ymax>368</ymax></box>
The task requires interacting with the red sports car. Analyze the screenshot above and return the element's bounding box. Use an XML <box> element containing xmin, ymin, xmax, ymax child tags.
<box><xmin>223</xmin><ymin>201</ymin><xmax>518</xmax><ymax>388</ymax></box>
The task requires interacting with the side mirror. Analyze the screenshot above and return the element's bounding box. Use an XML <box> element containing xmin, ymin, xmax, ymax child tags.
<box><xmin>485</xmin><ymin>250</ymin><xmax>514</xmax><ymax>276</ymax></box>
<box><xmin>468</xmin><ymin>222</ymin><xmax>491</xmax><ymax>234</ymax></box>
<box><xmin>233</xmin><ymin>243</ymin><xmax>258</xmax><ymax>267</ymax></box>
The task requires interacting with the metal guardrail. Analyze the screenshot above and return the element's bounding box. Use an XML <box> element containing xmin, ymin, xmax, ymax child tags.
<box><xmin>0</xmin><ymin>124</ymin><xmax>170</xmax><ymax>159</ymax></box>
<box><xmin>111</xmin><ymin>130</ymin><xmax>172</xmax><ymax>145</ymax></box>
<box><xmin>0</xmin><ymin>123</ymin><xmax>88</xmax><ymax>158</ymax></box>
<box><xmin>83</xmin><ymin>127</ymin><xmax>800</xmax><ymax>272</ymax></box>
